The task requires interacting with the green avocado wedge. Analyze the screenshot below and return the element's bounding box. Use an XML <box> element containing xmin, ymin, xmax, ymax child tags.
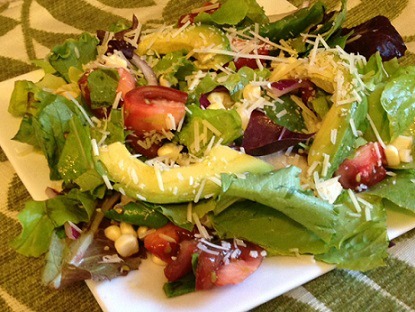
<box><xmin>98</xmin><ymin>142</ymin><xmax>273</xmax><ymax>204</ymax></box>
<box><xmin>137</xmin><ymin>25</ymin><xmax>232</xmax><ymax>70</ymax></box>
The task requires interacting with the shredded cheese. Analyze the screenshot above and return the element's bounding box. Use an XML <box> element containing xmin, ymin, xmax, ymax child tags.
<box><xmin>347</xmin><ymin>189</ymin><xmax>362</xmax><ymax>213</ymax></box>
<box><xmin>367</xmin><ymin>114</ymin><xmax>386</xmax><ymax>148</ymax></box>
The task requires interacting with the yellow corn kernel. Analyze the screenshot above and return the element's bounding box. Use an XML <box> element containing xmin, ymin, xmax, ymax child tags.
<box><xmin>137</xmin><ymin>226</ymin><xmax>149</xmax><ymax>240</ymax></box>
<box><xmin>384</xmin><ymin>145</ymin><xmax>400</xmax><ymax>166</ymax></box>
<box><xmin>120</xmin><ymin>222</ymin><xmax>137</xmax><ymax>237</ymax></box>
<box><xmin>104</xmin><ymin>225</ymin><xmax>122</xmax><ymax>242</ymax></box>
<box><xmin>157</xmin><ymin>143</ymin><xmax>182</xmax><ymax>159</ymax></box>
<box><xmin>159</xmin><ymin>75</ymin><xmax>171</xmax><ymax>87</ymax></box>
<box><xmin>243</xmin><ymin>83</ymin><xmax>261</xmax><ymax>101</ymax></box>
<box><xmin>114</xmin><ymin>234</ymin><xmax>139</xmax><ymax>258</ymax></box>
<box><xmin>399</xmin><ymin>149</ymin><xmax>413</xmax><ymax>163</ymax></box>
<box><xmin>151</xmin><ymin>254</ymin><xmax>167</xmax><ymax>266</ymax></box>
<box><xmin>391</xmin><ymin>135</ymin><xmax>413</xmax><ymax>150</ymax></box>
<box><xmin>207</xmin><ymin>92</ymin><xmax>226</xmax><ymax>110</ymax></box>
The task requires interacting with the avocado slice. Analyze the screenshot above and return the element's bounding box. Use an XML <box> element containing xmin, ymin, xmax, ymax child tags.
<box><xmin>137</xmin><ymin>25</ymin><xmax>232</xmax><ymax>70</ymax></box>
<box><xmin>270</xmin><ymin>50</ymin><xmax>369</xmax><ymax>178</ymax></box>
<box><xmin>98</xmin><ymin>142</ymin><xmax>273</xmax><ymax>204</ymax></box>
<box><xmin>308</xmin><ymin>96</ymin><xmax>368</xmax><ymax>178</ymax></box>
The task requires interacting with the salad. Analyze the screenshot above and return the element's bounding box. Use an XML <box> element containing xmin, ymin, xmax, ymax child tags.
<box><xmin>7</xmin><ymin>0</ymin><xmax>415</xmax><ymax>298</ymax></box>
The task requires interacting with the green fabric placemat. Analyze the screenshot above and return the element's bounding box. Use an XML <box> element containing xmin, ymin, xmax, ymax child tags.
<box><xmin>1</xmin><ymin>0</ymin><xmax>415</xmax><ymax>311</ymax></box>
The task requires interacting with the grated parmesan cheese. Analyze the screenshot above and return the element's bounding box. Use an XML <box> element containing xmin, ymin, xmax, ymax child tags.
<box><xmin>347</xmin><ymin>189</ymin><xmax>362</xmax><ymax>213</ymax></box>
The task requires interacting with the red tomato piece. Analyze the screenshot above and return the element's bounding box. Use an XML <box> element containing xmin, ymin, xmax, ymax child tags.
<box><xmin>123</xmin><ymin>86</ymin><xmax>187</xmax><ymax>134</ymax></box>
<box><xmin>78</xmin><ymin>68</ymin><xmax>135</xmax><ymax>118</ymax></box>
<box><xmin>336</xmin><ymin>142</ymin><xmax>387</xmax><ymax>191</ymax></box>
<box><xmin>164</xmin><ymin>239</ymin><xmax>199</xmax><ymax>282</ymax></box>
<box><xmin>195</xmin><ymin>241</ymin><xmax>265</xmax><ymax>290</ymax></box>
<box><xmin>234</xmin><ymin>46</ymin><xmax>270</xmax><ymax>70</ymax></box>
<box><xmin>215</xmin><ymin>243</ymin><xmax>264</xmax><ymax>287</ymax></box>
<box><xmin>195</xmin><ymin>250</ymin><xmax>224</xmax><ymax>290</ymax></box>
<box><xmin>144</xmin><ymin>223</ymin><xmax>193</xmax><ymax>263</ymax></box>
<box><xmin>116</xmin><ymin>67</ymin><xmax>136</xmax><ymax>98</ymax></box>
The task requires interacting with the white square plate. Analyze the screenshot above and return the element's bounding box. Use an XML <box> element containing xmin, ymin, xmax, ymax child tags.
<box><xmin>1</xmin><ymin>2</ymin><xmax>415</xmax><ymax>309</ymax></box>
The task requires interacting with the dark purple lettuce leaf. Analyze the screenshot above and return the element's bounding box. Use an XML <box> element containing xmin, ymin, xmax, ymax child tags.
<box><xmin>97</xmin><ymin>15</ymin><xmax>139</xmax><ymax>59</ymax></box>
<box><xmin>343</xmin><ymin>15</ymin><xmax>407</xmax><ymax>61</ymax></box>
<box><xmin>241</xmin><ymin>110</ymin><xmax>312</xmax><ymax>156</ymax></box>
<box><xmin>270</xmin><ymin>79</ymin><xmax>315</xmax><ymax>104</ymax></box>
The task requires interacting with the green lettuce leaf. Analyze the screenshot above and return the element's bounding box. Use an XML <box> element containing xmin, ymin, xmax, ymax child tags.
<box><xmin>11</xmin><ymin>189</ymin><xmax>97</xmax><ymax>257</ymax></box>
<box><xmin>87</xmin><ymin>68</ymin><xmax>119</xmax><ymax>109</ymax></box>
<box><xmin>195</xmin><ymin>0</ymin><xmax>268</xmax><ymax>26</ymax></box>
<box><xmin>365</xmin><ymin>170</ymin><xmax>415</xmax><ymax>213</ymax></box>
<box><xmin>316</xmin><ymin>193</ymin><xmax>388</xmax><ymax>271</ymax></box>
<box><xmin>264</xmin><ymin>94</ymin><xmax>307</xmax><ymax>133</ymax></box>
<box><xmin>153</xmin><ymin>51</ymin><xmax>196</xmax><ymax>86</ymax></box>
<box><xmin>105</xmin><ymin>201</ymin><xmax>169</xmax><ymax>228</ymax></box>
<box><xmin>163</xmin><ymin>273</ymin><xmax>195</xmax><ymax>298</ymax></box>
<box><xmin>48</xmin><ymin>32</ymin><xmax>99</xmax><ymax>82</ymax></box>
<box><xmin>57</xmin><ymin>116</ymin><xmax>95</xmax><ymax>183</ymax></box>
<box><xmin>259</xmin><ymin>1</ymin><xmax>325</xmax><ymax>43</ymax></box>
<box><xmin>221</xmin><ymin>166</ymin><xmax>336</xmax><ymax>243</ymax></box>
<box><xmin>212</xmin><ymin>200</ymin><xmax>327</xmax><ymax>255</ymax></box>
<box><xmin>361</xmin><ymin>54</ymin><xmax>401</xmax><ymax>143</ymax></box>
<box><xmin>221</xmin><ymin>66</ymin><xmax>270</xmax><ymax>101</ymax></box>
<box><xmin>177</xmin><ymin>104</ymin><xmax>242</xmax><ymax>156</ymax></box>
<box><xmin>8</xmin><ymin>80</ymin><xmax>42</xmax><ymax>117</ymax></box>
<box><xmin>380</xmin><ymin>67</ymin><xmax>415</xmax><ymax>141</ymax></box>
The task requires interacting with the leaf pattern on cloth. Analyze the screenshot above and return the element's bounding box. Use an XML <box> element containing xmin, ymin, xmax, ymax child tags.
<box><xmin>0</xmin><ymin>0</ymin><xmax>414</xmax><ymax>311</ymax></box>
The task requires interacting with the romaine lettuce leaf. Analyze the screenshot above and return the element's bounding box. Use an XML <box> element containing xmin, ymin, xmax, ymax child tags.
<box><xmin>365</xmin><ymin>170</ymin><xmax>415</xmax><ymax>214</ymax></box>
<box><xmin>87</xmin><ymin>68</ymin><xmax>119</xmax><ymax>109</ymax></box>
<box><xmin>361</xmin><ymin>54</ymin><xmax>401</xmax><ymax>143</ymax></box>
<box><xmin>316</xmin><ymin>193</ymin><xmax>388</xmax><ymax>271</ymax></box>
<box><xmin>212</xmin><ymin>200</ymin><xmax>327</xmax><ymax>255</ymax></box>
<box><xmin>220</xmin><ymin>166</ymin><xmax>336</xmax><ymax>243</ymax></box>
<box><xmin>380</xmin><ymin>67</ymin><xmax>415</xmax><ymax>141</ymax></box>
<box><xmin>58</xmin><ymin>117</ymin><xmax>94</xmax><ymax>181</ymax></box>
<box><xmin>105</xmin><ymin>201</ymin><xmax>169</xmax><ymax>228</ymax></box>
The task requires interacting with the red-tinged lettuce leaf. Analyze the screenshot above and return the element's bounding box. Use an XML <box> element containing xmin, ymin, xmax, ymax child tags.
<box><xmin>343</xmin><ymin>15</ymin><xmax>407</xmax><ymax>61</ymax></box>
<box><xmin>43</xmin><ymin>230</ymin><xmax>142</xmax><ymax>288</ymax></box>
<box><xmin>241</xmin><ymin>110</ymin><xmax>312</xmax><ymax>156</ymax></box>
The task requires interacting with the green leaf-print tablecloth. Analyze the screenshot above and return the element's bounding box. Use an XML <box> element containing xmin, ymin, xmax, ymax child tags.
<box><xmin>1</xmin><ymin>0</ymin><xmax>415</xmax><ymax>311</ymax></box>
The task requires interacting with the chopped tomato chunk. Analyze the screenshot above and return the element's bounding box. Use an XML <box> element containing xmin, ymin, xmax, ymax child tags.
<box><xmin>123</xmin><ymin>86</ymin><xmax>187</xmax><ymax>134</ymax></box>
<box><xmin>164</xmin><ymin>239</ymin><xmax>199</xmax><ymax>282</ymax></box>
<box><xmin>143</xmin><ymin>223</ymin><xmax>193</xmax><ymax>263</ymax></box>
<box><xmin>336</xmin><ymin>142</ymin><xmax>387</xmax><ymax>191</ymax></box>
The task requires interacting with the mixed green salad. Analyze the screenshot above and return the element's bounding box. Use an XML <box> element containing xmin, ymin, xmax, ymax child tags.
<box><xmin>8</xmin><ymin>0</ymin><xmax>415</xmax><ymax>297</ymax></box>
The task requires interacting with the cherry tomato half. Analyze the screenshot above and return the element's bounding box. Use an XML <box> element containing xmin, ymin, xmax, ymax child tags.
<box><xmin>123</xmin><ymin>86</ymin><xmax>188</xmax><ymax>134</ymax></box>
